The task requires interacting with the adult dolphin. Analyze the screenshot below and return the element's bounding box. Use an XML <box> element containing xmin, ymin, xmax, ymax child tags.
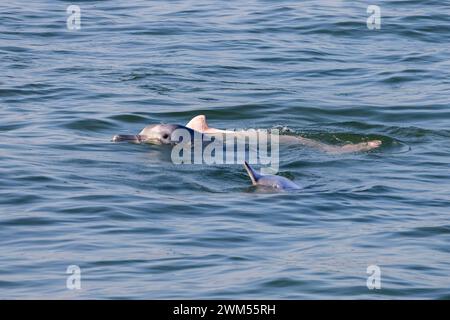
<box><xmin>185</xmin><ymin>115</ymin><xmax>382</xmax><ymax>154</ymax></box>
<box><xmin>112</xmin><ymin>124</ymin><xmax>197</xmax><ymax>144</ymax></box>
<box><xmin>112</xmin><ymin>115</ymin><xmax>382</xmax><ymax>153</ymax></box>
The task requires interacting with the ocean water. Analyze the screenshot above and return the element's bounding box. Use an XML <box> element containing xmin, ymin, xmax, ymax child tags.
<box><xmin>1</xmin><ymin>0</ymin><xmax>449</xmax><ymax>299</ymax></box>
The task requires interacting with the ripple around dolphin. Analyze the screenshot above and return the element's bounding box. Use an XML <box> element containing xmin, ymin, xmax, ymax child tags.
<box><xmin>275</xmin><ymin>125</ymin><xmax>409</xmax><ymax>155</ymax></box>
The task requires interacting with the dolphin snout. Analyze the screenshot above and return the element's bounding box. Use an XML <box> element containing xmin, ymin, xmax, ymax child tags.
<box><xmin>112</xmin><ymin>134</ymin><xmax>146</xmax><ymax>143</ymax></box>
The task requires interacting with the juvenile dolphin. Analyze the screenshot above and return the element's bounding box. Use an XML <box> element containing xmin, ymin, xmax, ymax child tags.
<box><xmin>244</xmin><ymin>161</ymin><xmax>300</xmax><ymax>190</ymax></box>
<box><xmin>113</xmin><ymin>115</ymin><xmax>382</xmax><ymax>153</ymax></box>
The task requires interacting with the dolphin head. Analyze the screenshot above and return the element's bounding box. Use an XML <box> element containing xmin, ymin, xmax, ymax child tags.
<box><xmin>112</xmin><ymin>124</ymin><xmax>196</xmax><ymax>145</ymax></box>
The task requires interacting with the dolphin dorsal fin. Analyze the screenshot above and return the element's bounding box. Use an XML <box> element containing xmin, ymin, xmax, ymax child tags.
<box><xmin>185</xmin><ymin>115</ymin><xmax>210</xmax><ymax>133</ymax></box>
<box><xmin>244</xmin><ymin>161</ymin><xmax>261</xmax><ymax>185</ymax></box>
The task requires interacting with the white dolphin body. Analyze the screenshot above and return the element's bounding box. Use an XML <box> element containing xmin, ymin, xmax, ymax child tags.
<box><xmin>112</xmin><ymin>114</ymin><xmax>382</xmax><ymax>154</ymax></box>
<box><xmin>185</xmin><ymin>115</ymin><xmax>382</xmax><ymax>154</ymax></box>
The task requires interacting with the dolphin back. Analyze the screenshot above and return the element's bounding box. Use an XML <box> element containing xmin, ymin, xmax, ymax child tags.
<box><xmin>257</xmin><ymin>175</ymin><xmax>300</xmax><ymax>190</ymax></box>
<box><xmin>244</xmin><ymin>161</ymin><xmax>300</xmax><ymax>190</ymax></box>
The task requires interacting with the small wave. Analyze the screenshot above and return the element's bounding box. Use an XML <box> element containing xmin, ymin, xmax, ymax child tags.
<box><xmin>398</xmin><ymin>225</ymin><xmax>450</xmax><ymax>238</ymax></box>
<box><xmin>64</xmin><ymin>118</ymin><xmax>116</xmax><ymax>132</ymax></box>
<box><xmin>108</xmin><ymin>114</ymin><xmax>150</xmax><ymax>123</ymax></box>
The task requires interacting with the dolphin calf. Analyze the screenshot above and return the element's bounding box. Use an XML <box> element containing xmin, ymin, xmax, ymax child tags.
<box><xmin>112</xmin><ymin>114</ymin><xmax>382</xmax><ymax>153</ymax></box>
<box><xmin>244</xmin><ymin>161</ymin><xmax>300</xmax><ymax>190</ymax></box>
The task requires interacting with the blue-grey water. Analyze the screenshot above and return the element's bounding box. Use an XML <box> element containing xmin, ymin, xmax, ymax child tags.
<box><xmin>1</xmin><ymin>0</ymin><xmax>449</xmax><ymax>299</ymax></box>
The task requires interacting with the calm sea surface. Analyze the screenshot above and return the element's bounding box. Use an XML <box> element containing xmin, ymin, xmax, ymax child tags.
<box><xmin>1</xmin><ymin>0</ymin><xmax>449</xmax><ymax>299</ymax></box>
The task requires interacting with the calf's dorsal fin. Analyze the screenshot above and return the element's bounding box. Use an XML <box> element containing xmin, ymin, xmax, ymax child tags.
<box><xmin>244</xmin><ymin>161</ymin><xmax>261</xmax><ymax>185</ymax></box>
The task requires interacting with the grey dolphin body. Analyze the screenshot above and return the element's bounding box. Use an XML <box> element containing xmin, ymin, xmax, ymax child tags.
<box><xmin>112</xmin><ymin>124</ymin><xmax>197</xmax><ymax>145</ymax></box>
<box><xmin>244</xmin><ymin>161</ymin><xmax>300</xmax><ymax>190</ymax></box>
